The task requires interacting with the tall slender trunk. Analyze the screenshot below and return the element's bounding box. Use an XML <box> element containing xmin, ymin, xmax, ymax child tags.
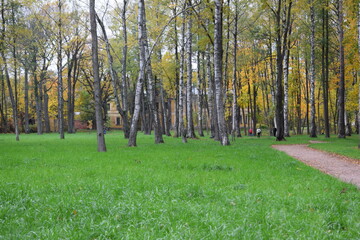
<box><xmin>24</xmin><ymin>66</ymin><xmax>29</xmax><ymax>134</ymax></box>
<box><xmin>275</xmin><ymin>3</ymin><xmax>285</xmax><ymax>141</ymax></box>
<box><xmin>43</xmin><ymin>87</ymin><xmax>50</xmax><ymax>133</ymax></box>
<box><xmin>206</xmin><ymin>44</ymin><xmax>217</xmax><ymax>139</ymax></box>
<box><xmin>90</xmin><ymin>0</ymin><xmax>106</xmax><ymax>151</ymax></box>
<box><xmin>142</xmin><ymin>6</ymin><xmax>163</xmax><ymax>144</ymax></box>
<box><xmin>337</xmin><ymin>0</ymin><xmax>346</xmax><ymax>138</ymax></box>
<box><xmin>1</xmin><ymin>0</ymin><xmax>18</xmax><ymax>140</ymax></box>
<box><xmin>223</xmin><ymin>0</ymin><xmax>230</xmax><ymax>99</ymax></box>
<box><xmin>186</xmin><ymin>4</ymin><xmax>196</xmax><ymax>138</ymax></box>
<box><xmin>2</xmin><ymin>58</ymin><xmax>18</xmax><ymax>140</ymax></box>
<box><xmin>232</xmin><ymin>3</ymin><xmax>240</xmax><ymax>138</ymax></box>
<box><xmin>322</xmin><ymin>0</ymin><xmax>330</xmax><ymax>138</ymax></box>
<box><xmin>214</xmin><ymin>0</ymin><xmax>229</xmax><ymax>145</ymax></box>
<box><xmin>197</xmin><ymin>47</ymin><xmax>204</xmax><ymax>137</ymax></box>
<box><xmin>283</xmin><ymin>47</ymin><xmax>290</xmax><ymax>137</ymax></box>
<box><xmin>0</xmin><ymin>69</ymin><xmax>6</xmax><ymax>132</ymax></box>
<box><xmin>296</xmin><ymin>48</ymin><xmax>302</xmax><ymax>135</ymax></box>
<box><xmin>179</xmin><ymin>7</ymin><xmax>187</xmax><ymax>143</ymax></box>
<box><xmin>172</xmin><ymin>4</ymin><xmax>180</xmax><ymax>137</ymax></box>
<box><xmin>121</xmin><ymin>0</ymin><xmax>130</xmax><ymax>139</ymax></box>
<box><xmin>67</xmin><ymin>53</ymin><xmax>75</xmax><ymax>133</ymax></box>
<box><xmin>274</xmin><ymin>0</ymin><xmax>292</xmax><ymax>141</ymax></box>
<box><xmin>96</xmin><ymin>14</ymin><xmax>128</xmax><ymax>138</ymax></box>
<box><xmin>309</xmin><ymin>0</ymin><xmax>317</xmax><ymax>137</ymax></box>
<box><xmin>160</xmin><ymin>83</ymin><xmax>170</xmax><ymax>136</ymax></box>
<box><xmin>57</xmin><ymin>0</ymin><xmax>64</xmax><ymax>139</ymax></box>
<box><xmin>305</xmin><ymin>57</ymin><xmax>310</xmax><ymax>134</ymax></box>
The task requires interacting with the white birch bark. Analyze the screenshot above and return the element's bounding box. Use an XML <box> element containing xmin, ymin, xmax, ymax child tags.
<box><xmin>232</xmin><ymin>3</ymin><xmax>239</xmax><ymax>138</ymax></box>
<box><xmin>58</xmin><ymin>0</ymin><xmax>64</xmax><ymax>139</ymax></box>
<box><xmin>128</xmin><ymin>0</ymin><xmax>146</xmax><ymax>147</ymax></box>
<box><xmin>186</xmin><ymin>6</ymin><xmax>196</xmax><ymax>138</ymax></box>
<box><xmin>179</xmin><ymin>7</ymin><xmax>187</xmax><ymax>143</ymax></box>
<box><xmin>310</xmin><ymin>0</ymin><xmax>317</xmax><ymax>137</ymax></box>
<box><xmin>214</xmin><ymin>0</ymin><xmax>229</xmax><ymax>145</ymax></box>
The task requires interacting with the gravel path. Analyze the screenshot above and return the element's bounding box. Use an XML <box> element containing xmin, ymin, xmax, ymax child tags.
<box><xmin>272</xmin><ymin>144</ymin><xmax>360</xmax><ymax>189</ymax></box>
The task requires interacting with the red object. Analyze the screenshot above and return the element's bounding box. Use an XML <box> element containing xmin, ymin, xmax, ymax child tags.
<box><xmin>249</xmin><ymin>129</ymin><xmax>253</xmax><ymax>134</ymax></box>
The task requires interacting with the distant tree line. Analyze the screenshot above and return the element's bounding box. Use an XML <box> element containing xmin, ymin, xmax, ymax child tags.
<box><xmin>0</xmin><ymin>0</ymin><xmax>359</xmax><ymax>151</ymax></box>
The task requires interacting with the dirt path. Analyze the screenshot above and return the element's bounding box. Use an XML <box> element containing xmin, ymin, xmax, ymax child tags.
<box><xmin>272</xmin><ymin>144</ymin><xmax>360</xmax><ymax>189</ymax></box>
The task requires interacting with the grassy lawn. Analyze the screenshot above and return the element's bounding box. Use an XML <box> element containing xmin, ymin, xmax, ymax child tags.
<box><xmin>0</xmin><ymin>132</ymin><xmax>359</xmax><ymax>239</ymax></box>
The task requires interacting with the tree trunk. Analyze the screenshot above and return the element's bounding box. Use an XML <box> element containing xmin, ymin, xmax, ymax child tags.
<box><xmin>172</xmin><ymin>3</ymin><xmax>180</xmax><ymax>137</ymax></box>
<box><xmin>24</xmin><ymin>66</ymin><xmax>30</xmax><ymax>134</ymax></box>
<box><xmin>57</xmin><ymin>0</ymin><xmax>64</xmax><ymax>139</ymax></box>
<box><xmin>197</xmin><ymin>48</ymin><xmax>204</xmax><ymax>137</ymax></box>
<box><xmin>186</xmin><ymin>5</ymin><xmax>196</xmax><ymax>139</ymax></box>
<box><xmin>43</xmin><ymin>86</ymin><xmax>50</xmax><ymax>133</ymax></box>
<box><xmin>274</xmin><ymin>0</ymin><xmax>292</xmax><ymax>141</ymax></box>
<box><xmin>1</xmin><ymin>0</ymin><xmax>18</xmax><ymax>140</ymax></box>
<box><xmin>179</xmin><ymin>7</ymin><xmax>187</xmax><ymax>143</ymax></box>
<box><xmin>232</xmin><ymin>3</ymin><xmax>240</xmax><ymax>138</ymax></box>
<box><xmin>67</xmin><ymin>53</ymin><xmax>75</xmax><ymax>133</ymax></box>
<box><xmin>96</xmin><ymin>14</ymin><xmax>128</xmax><ymax>138</ymax></box>
<box><xmin>0</xmin><ymin>69</ymin><xmax>7</xmax><ymax>132</ymax></box>
<box><xmin>121</xmin><ymin>0</ymin><xmax>130</xmax><ymax>139</ymax></box>
<box><xmin>275</xmin><ymin>2</ymin><xmax>285</xmax><ymax>141</ymax></box>
<box><xmin>206</xmin><ymin>45</ymin><xmax>216</xmax><ymax>139</ymax></box>
<box><xmin>142</xmin><ymin>2</ymin><xmax>164</xmax><ymax>144</ymax></box>
<box><xmin>283</xmin><ymin>47</ymin><xmax>290</xmax><ymax>137</ymax></box>
<box><xmin>309</xmin><ymin>0</ymin><xmax>317</xmax><ymax>138</ymax></box>
<box><xmin>322</xmin><ymin>0</ymin><xmax>330</xmax><ymax>138</ymax></box>
<box><xmin>305</xmin><ymin>57</ymin><xmax>310</xmax><ymax>134</ymax></box>
<box><xmin>337</xmin><ymin>0</ymin><xmax>346</xmax><ymax>138</ymax></box>
<box><xmin>296</xmin><ymin>49</ymin><xmax>302</xmax><ymax>135</ymax></box>
<box><xmin>214</xmin><ymin>0</ymin><xmax>229</xmax><ymax>145</ymax></box>
<box><xmin>90</xmin><ymin>0</ymin><xmax>106</xmax><ymax>151</ymax></box>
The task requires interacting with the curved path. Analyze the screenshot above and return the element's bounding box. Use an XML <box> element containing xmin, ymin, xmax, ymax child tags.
<box><xmin>272</xmin><ymin>144</ymin><xmax>360</xmax><ymax>189</ymax></box>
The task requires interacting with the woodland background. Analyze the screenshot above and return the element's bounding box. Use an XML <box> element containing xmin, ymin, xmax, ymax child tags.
<box><xmin>0</xmin><ymin>0</ymin><xmax>359</xmax><ymax>149</ymax></box>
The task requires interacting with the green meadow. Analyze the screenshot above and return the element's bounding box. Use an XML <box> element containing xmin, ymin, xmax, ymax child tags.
<box><xmin>0</xmin><ymin>132</ymin><xmax>359</xmax><ymax>239</ymax></box>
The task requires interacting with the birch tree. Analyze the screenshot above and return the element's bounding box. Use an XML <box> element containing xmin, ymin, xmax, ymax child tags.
<box><xmin>214</xmin><ymin>0</ymin><xmax>229</xmax><ymax>145</ymax></box>
<box><xmin>310</xmin><ymin>0</ymin><xmax>316</xmax><ymax>138</ymax></box>
<box><xmin>57</xmin><ymin>0</ymin><xmax>64</xmax><ymax>139</ymax></box>
<box><xmin>179</xmin><ymin>3</ymin><xmax>187</xmax><ymax>143</ymax></box>
<box><xmin>231</xmin><ymin>0</ymin><xmax>240</xmax><ymax>138</ymax></box>
<box><xmin>186</xmin><ymin>0</ymin><xmax>196</xmax><ymax>139</ymax></box>
<box><xmin>309</xmin><ymin>0</ymin><xmax>317</xmax><ymax>137</ymax></box>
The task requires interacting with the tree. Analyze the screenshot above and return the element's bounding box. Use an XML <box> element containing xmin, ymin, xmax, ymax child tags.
<box><xmin>337</xmin><ymin>0</ymin><xmax>345</xmax><ymax>138</ymax></box>
<box><xmin>128</xmin><ymin>0</ymin><xmax>164</xmax><ymax>146</ymax></box>
<box><xmin>1</xmin><ymin>0</ymin><xmax>19</xmax><ymax>141</ymax></box>
<box><xmin>57</xmin><ymin>0</ymin><xmax>64</xmax><ymax>139</ymax></box>
<box><xmin>309</xmin><ymin>0</ymin><xmax>317</xmax><ymax>138</ymax></box>
<box><xmin>121</xmin><ymin>0</ymin><xmax>130</xmax><ymax>139</ymax></box>
<box><xmin>321</xmin><ymin>0</ymin><xmax>330</xmax><ymax>138</ymax></box>
<box><xmin>273</xmin><ymin>0</ymin><xmax>292</xmax><ymax>141</ymax></box>
<box><xmin>90</xmin><ymin>0</ymin><xmax>106</xmax><ymax>152</ymax></box>
<box><xmin>231</xmin><ymin>0</ymin><xmax>240</xmax><ymax>138</ymax></box>
<box><xmin>214</xmin><ymin>0</ymin><xmax>229</xmax><ymax>146</ymax></box>
<box><xmin>186</xmin><ymin>0</ymin><xmax>196</xmax><ymax>139</ymax></box>
<box><xmin>178</xmin><ymin>2</ymin><xmax>187</xmax><ymax>143</ymax></box>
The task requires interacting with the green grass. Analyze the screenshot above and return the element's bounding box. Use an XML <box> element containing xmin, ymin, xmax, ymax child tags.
<box><xmin>0</xmin><ymin>132</ymin><xmax>359</xmax><ymax>239</ymax></box>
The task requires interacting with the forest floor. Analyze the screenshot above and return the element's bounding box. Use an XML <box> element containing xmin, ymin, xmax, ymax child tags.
<box><xmin>273</xmin><ymin>142</ymin><xmax>360</xmax><ymax>189</ymax></box>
